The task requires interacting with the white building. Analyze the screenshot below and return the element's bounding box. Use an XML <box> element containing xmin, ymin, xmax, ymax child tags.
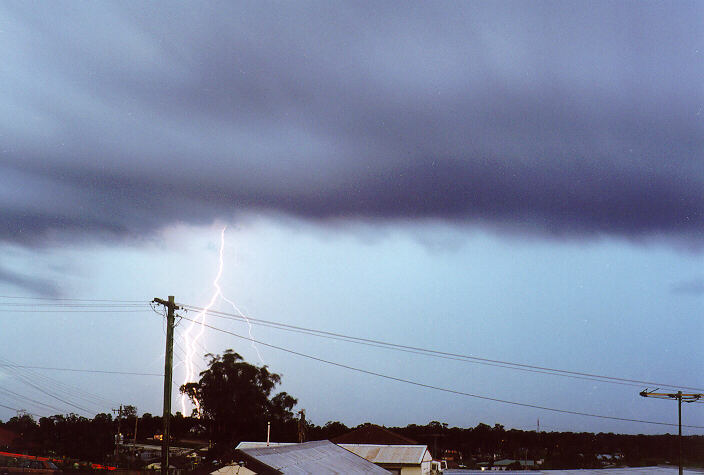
<box><xmin>339</xmin><ymin>443</ymin><xmax>433</xmax><ymax>475</ymax></box>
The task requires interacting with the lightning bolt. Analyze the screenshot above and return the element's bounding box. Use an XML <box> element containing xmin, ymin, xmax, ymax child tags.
<box><xmin>180</xmin><ymin>226</ymin><xmax>264</xmax><ymax>415</ymax></box>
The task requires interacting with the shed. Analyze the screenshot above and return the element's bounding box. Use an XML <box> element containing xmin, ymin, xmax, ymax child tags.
<box><xmin>338</xmin><ymin>444</ymin><xmax>432</xmax><ymax>475</ymax></box>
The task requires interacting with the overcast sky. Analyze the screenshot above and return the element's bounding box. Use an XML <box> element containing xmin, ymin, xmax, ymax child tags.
<box><xmin>0</xmin><ymin>1</ymin><xmax>702</xmax><ymax>435</ymax></box>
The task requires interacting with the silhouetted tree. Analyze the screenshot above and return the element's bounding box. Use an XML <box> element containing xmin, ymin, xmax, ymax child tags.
<box><xmin>308</xmin><ymin>420</ymin><xmax>349</xmax><ymax>441</ymax></box>
<box><xmin>180</xmin><ymin>350</ymin><xmax>297</xmax><ymax>460</ymax></box>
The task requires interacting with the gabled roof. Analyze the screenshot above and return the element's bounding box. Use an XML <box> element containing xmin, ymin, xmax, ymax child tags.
<box><xmin>331</xmin><ymin>424</ymin><xmax>417</xmax><ymax>445</ymax></box>
<box><xmin>338</xmin><ymin>444</ymin><xmax>431</xmax><ymax>466</ymax></box>
<box><xmin>237</xmin><ymin>440</ymin><xmax>390</xmax><ymax>474</ymax></box>
<box><xmin>211</xmin><ymin>464</ymin><xmax>257</xmax><ymax>475</ymax></box>
<box><xmin>236</xmin><ymin>442</ymin><xmax>297</xmax><ymax>450</ymax></box>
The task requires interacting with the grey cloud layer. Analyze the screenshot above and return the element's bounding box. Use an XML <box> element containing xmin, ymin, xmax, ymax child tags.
<box><xmin>2</xmin><ymin>1</ymin><xmax>703</xmax><ymax>245</ymax></box>
<box><xmin>0</xmin><ymin>265</ymin><xmax>60</xmax><ymax>297</ymax></box>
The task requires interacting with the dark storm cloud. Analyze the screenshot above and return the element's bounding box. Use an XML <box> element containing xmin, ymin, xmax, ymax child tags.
<box><xmin>671</xmin><ymin>277</ymin><xmax>704</xmax><ymax>296</ymax></box>
<box><xmin>0</xmin><ymin>266</ymin><xmax>60</xmax><ymax>297</ymax></box>
<box><xmin>1</xmin><ymin>1</ymin><xmax>703</xmax><ymax>245</ymax></box>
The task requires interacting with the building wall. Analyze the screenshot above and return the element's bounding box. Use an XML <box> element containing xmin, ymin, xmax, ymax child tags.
<box><xmin>400</xmin><ymin>467</ymin><xmax>422</xmax><ymax>475</ymax></box>
<box><xmin>379</xmin><ymin>465</ymin><xmax>421</xmax><ymax>475</ymax></box>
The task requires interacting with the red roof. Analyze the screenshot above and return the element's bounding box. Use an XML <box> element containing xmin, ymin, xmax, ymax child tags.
<box><xmin>331</xmin><ymin>424</ymin><xmax>418</xmax><ymax>445</ymax></box>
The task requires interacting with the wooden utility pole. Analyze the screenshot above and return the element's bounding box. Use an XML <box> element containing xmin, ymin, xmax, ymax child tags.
<box><xmin>640</xmin><ymin>389</ymin><xmax>702</xmax><ymax>475</ymax></box>
<box><xmin>153</xmin><ymin>296</ymin><xmax>179</xmax><ymax>475</ymax></box>
<box><xmin>112</xmin><ymin>405</ymin><xmax>123</xmax><ymax>458</ymax></box>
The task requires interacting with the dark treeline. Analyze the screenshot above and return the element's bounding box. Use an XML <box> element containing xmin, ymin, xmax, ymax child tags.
<box><xmin>313</xmin><ymin>420</ymin><xmax>704</xmax><ymax>470</ymax></box>
<box><xmin>389</xmin><ymin>421</ymin><xmax>704</xmax><ymax>469</ymax></box>
<box><xmin>0</xmin><ymin>410</ymin><xmax>203</xmax><ymax>464</ymax></box>
<box><xmin>2</xmin><ymin>414</ymin><xmax>704</xmax><ymax>469</ymax></box>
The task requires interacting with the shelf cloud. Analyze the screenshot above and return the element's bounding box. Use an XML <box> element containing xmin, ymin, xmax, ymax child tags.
<box><xmin>2</xmin><ymin>2</ymin><xmax>702</xmax><ymax>246</ymax></box>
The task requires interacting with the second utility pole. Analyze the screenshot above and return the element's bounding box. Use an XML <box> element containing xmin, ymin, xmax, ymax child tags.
<box><xmin>153</xmin><ymin>296</ymin><xmax>179</xmax><ymax>475</ymax></box>
<box><xmin>640</xmin><ymin>389</ymin><xmax>703</xmax><ymax>475</ymax></box>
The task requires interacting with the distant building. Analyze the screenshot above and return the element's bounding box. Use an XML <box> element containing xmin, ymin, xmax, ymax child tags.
<box><xmin>235</xmin><ymin>439</ymin><xmax>390</xmax><ymax>474</ymax></box>
<box><xmin>332</xmin><ymin>424</ymin><xmax>433</xmax><ymax>475</ymax></box>
<box><xmin>488</xmin><ymin>458</ymin><xmax>539</xmax><ymax>470</ymax></box>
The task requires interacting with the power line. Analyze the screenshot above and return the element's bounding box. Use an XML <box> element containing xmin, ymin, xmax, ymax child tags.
<box><xmin>177</xmin><ymin>314</ymin><xmax>704</xmax><ymax>430</ymax></box>
<box><xmin>0</xmin><ymin>359</ymin><xmax>105</xmax><ymax>412</ymax></box>
<box><xmin>0</xmin><ymin>302</ymin><xmax>147</xmax><ymax>307</ymax></box>
<box><xmin>0</xmin><ymin>365</ymin><xmax>91</xmax><ymax>415</ymax></box>
<box><xmin>0</xmin><ymin>364</ymin><xmax>162</xmax><ymax>377</ymax></box>
<box><xmin>0</xmin><ymin>357</ymin><xmax>119</xmax><ymax>411</ymax></box>
<box><xmin>0</xmin><ymin>402</ymin><xmax>42</xmax><ymax>418</ymax></box>
<box><xmin>0</xmin><ymin>296</ymin><xmax>147</xmax><ymax>303</ymax></box>
<box><xmin>177</xmin><ymin>304</ymin><xmax>704</xmax><ymax>393</ymax></box>
<box><xmin>0</xmin><ymin>309</ymin><xmax>151</xmax><ymax>313</ymax></box>
<box><xmin>0</xmin><ymin>387</ymin><xmax>68</xmax><ymax>414</ymax></box>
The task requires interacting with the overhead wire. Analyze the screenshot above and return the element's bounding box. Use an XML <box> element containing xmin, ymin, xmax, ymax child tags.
<box><xmin>0</xmin><ymin>296</ymin><xmax>147</xmax><ymax>303</ymax></box>
<box><xmin>0</xmin><ymin>297</ymin><xmax>159</xmax><ymax>412</ymax></box>
<box><xmin>0</xmin><ymin>297</ymin><xmax>150</xmax><ymax>313</ymax></box>
<box><xmin>0</xmin><ymin>310</ymin><xmax>152</xmax><ymax>313</ymax></box>
<box><xmin>0</xmin><ymin>364</ymin><xmax>161</xmax><ymax>377</ymax></box>
<box><xmin>0</xmin><ymin>357</ymin><xmax>118</xmax><ymax>413</ymax></box>
<box><xmin>0</xmin><ymin>387</ymin><xmax>68</xmax><ymax>414</ymax></box>
<box><xmin>1</xmin><ymin>360</ymin><xmax>112</xmax><ymax>411</ymax></box>
<box><xmin>0</xmin><ymin>364</ymin><xmax>92</xmax><ymax>415</ymax></box>
<box><xmin>0</xmin><ymin>402</ymin><xmax>42</xmax><ymax>418</ymax></box>
<box><xmin>0</xmin><ymin>296</ymin><xmax>175</xmax><ymax>415</ymax></box>
<box><xmin>178</xmin><ymin>314</ymin><xmax>704</xmax><ymax>430</ymax></box>
<box><xmin>2</xmin><ymin>295</ymin><xmax>699</xmax><ymax>425</ymax></box>
<box><xmin>178</xmin><ymin>304</ymin><xmax>704</xmax><ymax>393</ymax></box>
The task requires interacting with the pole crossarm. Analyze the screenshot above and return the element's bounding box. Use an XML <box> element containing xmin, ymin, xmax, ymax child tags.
<box><xmin>152</xmin><ymin>298</ymin><xmax>180</xmax><ymax>311</ymax></box>
<box><xmin>640</xmin><ymin>390</ymin><xmax>703</xmax><ymax>402</ymax></box>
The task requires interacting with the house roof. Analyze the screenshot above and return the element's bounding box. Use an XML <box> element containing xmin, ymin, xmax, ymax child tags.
<box><xmin>236</xmin><ymin>442</ymin><xmax>297</xmax><ymax>450</ymax></box>
<box><xmin>338</xmin><ymin>444</ymin><xmax>431</xmax><ymax>466</ymax></box>
<box><xmin>211</xmin><ymin>464</ymin><xmax>257</xmax><ymax>475</ymax></box>
<box><xmin>331</xmin><ymin>424</ymin><xmax>417</xmax><ymax>445</ymax></box>
<box><xmin>237</xmin><ymin>440</ymin><xmax>390</xmax><ymax>474</ymax></box>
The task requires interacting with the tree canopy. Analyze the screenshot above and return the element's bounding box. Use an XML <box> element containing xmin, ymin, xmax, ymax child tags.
<box><xmin>180</xmin><ymin>350</ymin><xmax>298</xmax><ymax>457</ymax></box>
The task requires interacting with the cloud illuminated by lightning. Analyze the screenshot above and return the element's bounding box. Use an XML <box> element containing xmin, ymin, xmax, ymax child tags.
<box><xmin>180</xmin><ymin>226</ymin><xmax>264</xmax><ymax>415</ymax></box>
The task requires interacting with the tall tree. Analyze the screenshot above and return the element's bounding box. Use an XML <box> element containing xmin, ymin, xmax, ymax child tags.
<box><xmin>180</xmin><ymin>350</ymin><xmax>297</xmax><ymax>458</ymax></box>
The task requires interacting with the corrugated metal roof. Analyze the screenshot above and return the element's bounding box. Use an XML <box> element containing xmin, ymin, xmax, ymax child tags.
<box><xmin>236</xmin><ymin>442</ymin><xmax>297</xmax><ymax>450</ymax></box>
<box><xmin>239</xmin><ymin>440</ymin><xmax>390</xmax><ymax>474</ymax></box>
<box><xmin>211</xmin><ymin>464</ymin><xmax>257</xmax><ymax>475</ymax></box>
<box><xmin>338</xmin><ymin>444</ymin><xmax>430</xmax><ymax>465</ymax></box>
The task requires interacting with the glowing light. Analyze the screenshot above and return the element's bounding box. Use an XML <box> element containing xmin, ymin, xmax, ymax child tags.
<box><xmin>180</xmin><ymin>226</ymin><xmax>264</xmax><ymax>415</ymax></box>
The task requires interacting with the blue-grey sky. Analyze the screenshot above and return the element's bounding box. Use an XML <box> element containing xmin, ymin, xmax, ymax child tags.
<box><xmin>0</xmin><ymin>1</ymin><xmax>702</xmax><ymax>434</ymax></box>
